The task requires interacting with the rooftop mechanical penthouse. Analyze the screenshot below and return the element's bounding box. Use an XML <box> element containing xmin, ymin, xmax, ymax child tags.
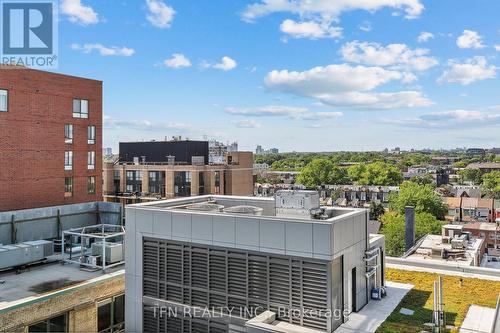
<box><xmin>125</xmin><ymin>190</ymin><xmax>385</xmax><ymax>333</ymax></box>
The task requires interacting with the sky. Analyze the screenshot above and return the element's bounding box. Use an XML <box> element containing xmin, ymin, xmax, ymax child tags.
<box><xmin>56</xmin><ymin>0</ymin><xmax>500</xmax><ymax>152</ymax></box>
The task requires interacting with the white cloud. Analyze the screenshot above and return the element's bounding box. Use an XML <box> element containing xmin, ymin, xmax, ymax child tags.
<box><xmin>71</xmin><ymin>43</ymin><xmax>135</xmax><ymax>57</ymax></box>
<box><xmin>104</xmin><ymin>116</ymin><xmax>191</xmax><ymax>131</ymax></box>
<box><xmin>242</xmin><ymin>0</ymin><xmax>424</xmax><ymax>22</ymax></box>
<box><xmin>226</xmin><ymin>105</ymin><xmax>343</xmax><ymax>121</ymax></box>
<box><xmin>279</xmin><ymin>19</ymin><xmax>342</xmax><ymax>39</ymax></box>
<box><xmin>163</xmin><ymin>53</ymin><xmax>191</xmax><ymax>68</ymax></box>
<box><xmin>383</xmin><ymin>109</ymin><xmax>500</xmax><ymax>128</ymax></box>
<box><xmin>146</xmin><ymin>0</ymin><xmax>175</xmax><ymax>28</ymax></box>
<box><xmin>495</xmin><ymin>45</ymin><xmax>500</xmax><ymax>51</ymax></box>
<box><xmin>264</xmin><ymin>64</ymin><xmax>432</xmax><ymax>109</ymax></box>
<box><xmin>203</xmin><ymin>56</ymin><xmax>237</xmax><ymax>71</ymax></box>
<box><xmin>456</xmin><ymin>30</ymin><xmax>485</xmax><ymax>49</ymax></box>
<box><xmin>340</xmin><ymin>40</ymin><xmax>438</xmax><ymax>71</ymax></box>
<box><xmin>232</xmin><ymin>119</ymin><xmax>262</xmax><ymax>128</ymax></box>
<box><xmin>61</xmin><ymin>0</ymin><xmax>99</xmax><ymax>25</ymax></box>
<box><xmin>417</xmin><ymin>31</ymin><xmax>434</xmax><ymax>42</ymax></box>
<box><xmin>437</xmin><ymin>56</ymin><xmax>496</xmax><ymax>85</ymax></box>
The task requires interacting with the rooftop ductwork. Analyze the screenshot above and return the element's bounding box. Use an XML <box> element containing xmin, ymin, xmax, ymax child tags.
<box><xmin>223</xmin><ymin>205</ymin><xmax>264</xmax><ymax>216</ymax></box>
<box><xmin>185</xmin><ymin>203</ymin><xmax>224</xmax><ymax>213</ymax></box>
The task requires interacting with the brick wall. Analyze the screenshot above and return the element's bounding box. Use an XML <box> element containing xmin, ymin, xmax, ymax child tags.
<box><xmin>0</xmin><ymin>67</ymin><xmax>103</xmax><ymax>211</ymax></box>
<box><xmin>0</xmin><ymin>273</ymin><xmax>124</xmax><ymax>332</ymax></box>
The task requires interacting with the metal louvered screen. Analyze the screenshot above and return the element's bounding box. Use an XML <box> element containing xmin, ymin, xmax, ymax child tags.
<box><xmin>143</xmin><ymin>305</ymin><xmax>228</xmax><ymax>333</ymax></box>
<box><xmin>143</xmin><ymin>237</ymin><xmax>331</xmax><ymax>332</ymax></box>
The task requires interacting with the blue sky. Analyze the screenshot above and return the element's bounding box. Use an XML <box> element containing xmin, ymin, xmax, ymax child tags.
<box><xmin>57</xmin><ymin>0</ymin><xmax>500</xmax><ymax>152</ymax></box>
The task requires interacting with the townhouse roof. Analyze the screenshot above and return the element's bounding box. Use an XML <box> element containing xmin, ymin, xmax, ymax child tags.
<box><xmin>444</xmin><ymin>197</ymin><xmax>462</xmax><ymax>209</ymax></box>
<box><xmin>466</xmin><ymin>162</ymin><xmax>500</xmax><ymax>170</ymax></box>
<box><xmin>462</xmin><ymin>197</ymin><xmax>479</xmax><ymax>208</ymax></box>
<box><xmin>477</xmin><ymin>198</ymin><xmax>494</xmax><ymax>209</ymax></box>
<box><xmin>463</xmin><ymin>222</ymin><xmax>499</xmax><ymax>232</ymax></box>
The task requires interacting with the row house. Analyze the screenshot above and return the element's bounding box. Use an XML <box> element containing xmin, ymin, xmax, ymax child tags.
<box><xmin>443</xmin><ymin>197</ymin><xmax>496</xmax><ymax>222</ymax></box>
<box><xmin>322</xmin><ymin>185</ymin><xmax>400</xmax><ymax>208</ymax></box>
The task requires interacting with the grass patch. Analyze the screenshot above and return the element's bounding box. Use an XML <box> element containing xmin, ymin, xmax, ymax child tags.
<box><xmin>376</xmin><ymin>268</ymin><xmax>500</xmax><ymax>333</ymax></box>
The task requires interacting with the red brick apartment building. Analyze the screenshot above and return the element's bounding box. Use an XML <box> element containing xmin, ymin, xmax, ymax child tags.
<box><xmin>0</xmin><ymin>66</ymin><xmax>102</xmax><ymax>211</ymax></box>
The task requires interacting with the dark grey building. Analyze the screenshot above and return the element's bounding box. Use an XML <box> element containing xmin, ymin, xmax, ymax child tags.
<box><xmin>119</xmin><ymin>140</ymin><xmax>209</xmax><ymax>165</ymax></box>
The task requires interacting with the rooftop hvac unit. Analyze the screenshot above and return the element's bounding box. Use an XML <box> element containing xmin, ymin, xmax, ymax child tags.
<box><xmin>191</xmin><ymin>156</ymin><xmax>205</xmax><ymax>166</ymax></box>
<box><xmin>223</xmin><ymin>205</ymin><xmax>264</xmax><ymax>216</ymax></box>
<box><xmin>22</xmin><ymin>240</ymin><xmax>53</xmax><ymax>257</ymax></box>
<box><xmin>451</xmin><ymin>235</ymin><xmax>467</xmax><ymax>250</ymax></box>
<box><xmin>186</xmin><ymin>203</ymin><xmax>224</xmax><ymax>212</ymax></box>
<box><xmin>91</xmin><ymin>242</ymin><xmax>123</xmax><ymax>264</ymax></box>
<box><xmin>0</xmin><ymin>242</ymin><xmax>46</xmax><ymax>270</ymax></box>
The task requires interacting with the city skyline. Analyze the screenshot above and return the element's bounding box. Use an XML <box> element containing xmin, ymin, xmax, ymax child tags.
<box><xmin>56</xmin><ymin>0</ymin><xmax>500</xmax><ymax>152</ymax></box>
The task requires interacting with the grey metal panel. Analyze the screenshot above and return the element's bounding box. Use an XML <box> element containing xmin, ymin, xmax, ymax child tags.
<box><xmin>259</xmin><ymin>220</ymin><xmax>285</xmax><ymax>250</ymax></box>
<box><xmin>152</xmin><ymin>210</ymin><xmax>172</xmax><ymax>236</ymax></box>
<box><xmin>235</xmin><ymin>218</ymin><xmax>259</xmax><ymax>247</ymax></box>
<box><xmin>285</xmin><ymin>222</ymin><xmax>313</xmax><ymax>255</ymax></box>
<box><xmin>135</xmin><ymin>209</ymin><xmax>154</xmax><ymax>233</ymax></box>
<box><xmin>313</xmin><ymin>223</ymin><xmax>332</xmax><ymax>256</ymax></box>
<box><xmin>192</xmin><ymin>214</ymin><xmax>213</xmax><ymax>242</ymax></box>
<box><xmin>171</xmin><ymin>212</ymin><xmax>192</xmax><ymax>240</ymax></box>
<box><xmin>212</xmin><ymin>215</ymin><xmax>236</xmax><ymax>245</ymax></box>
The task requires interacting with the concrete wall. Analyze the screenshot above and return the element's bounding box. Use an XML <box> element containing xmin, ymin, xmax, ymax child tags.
<box><xmin>0</xmin><ymin>202</ymin><xmax>121</xmax><ymax>245</ymax></box>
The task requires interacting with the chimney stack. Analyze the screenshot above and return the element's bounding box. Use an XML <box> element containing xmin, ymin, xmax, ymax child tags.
<box><xmin>405</xmin><ymin>206</ymin><xmax>415</xmax><ymax>251</ymax></box>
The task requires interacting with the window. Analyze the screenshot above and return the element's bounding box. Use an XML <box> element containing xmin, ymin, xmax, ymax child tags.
<box><xmin>64</xmin><ymin>124</ymin><xmax>73</xmax><ymax>144</ymax></box>
<box><xmin>64</xmin><ymin>178</ymin><xmax>73</xmax><ymax>197</ymax></box>
<box><xmin>88</xmin><ymin>125</ymin><xmax>96</xmax><ymax>144</ymax></box>
<box><xmin>64</xmin><ymin>151</ymin><xmax>73</xmax><ymax>171</ymax></box>
<box><xmin>98</xmin><ymin>294</ymin><xmax>125</xmax><ymax>333</ymax></box>
<box><xmin>28</xmin><ymin>313</ymin><xmax>67</xmax><ymax>332</ymax></box>
<box><xmin>113</xmin><ymin>170</ymin><xmax>120</xmax><ymax>180</ymax></box>
<box><xmin>125</xmin><ymin>170</ymin><xmax>142</xmax><ymax>193</ymax></box>
<box><xmin>0</xmin><ymin>89</ymin><xmax>7</xmax><ymax>112</ymax></box>
<box><xmin>73</xmin><ymin>99</ymin><xmax>88</xmax><ymax>118</ymax></box>
<box><xmin>87</xmin><ymin>176</ymin><xmax>96</xmax><ymax>194</ymax></box>
<box><xmin>88</xmin><ymin>151</ymin><xmax>96</xmax><ymax>170</ymax></box>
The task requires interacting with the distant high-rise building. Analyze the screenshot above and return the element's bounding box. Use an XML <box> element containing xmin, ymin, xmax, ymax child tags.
<box><xmin>103</xmin><ymin>147</ymin><xmax>113</xmax><ymax>156</ymax></box>
<box><xmin>0</xmin><ymin>67</ymin><xmax>102</xmax><ymax>211</ymax></box>
<box><xmin>227</xmin><ymin>141</ymin><xmax>238</xmax><ymax>152</ymax></box>
<box><xmin>256</xmin><ymin>145</ymin><xmax>279</xmax><ymax>155</ymax></box>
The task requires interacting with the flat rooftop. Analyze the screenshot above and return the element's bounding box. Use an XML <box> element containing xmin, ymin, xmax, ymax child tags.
<box><xmin>132</xmin><ymin>194</ymin><xmax>360</xmax><ymax>223</ymax></box>
<box><xmin>407</xmin><ymin>234</ymin><xmax>483</xmax><ymax>267</ymax></box>
<box><xmin>0</xmin><ymin>258</ymin><xmax>123</xmax><ymax>311</ymax></box>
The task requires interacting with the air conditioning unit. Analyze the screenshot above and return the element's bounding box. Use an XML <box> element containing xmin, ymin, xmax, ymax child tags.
<box><xmin>91</xmin><ymin>242</ymin><xmax>123</xmax><ymax>264</ymax></box>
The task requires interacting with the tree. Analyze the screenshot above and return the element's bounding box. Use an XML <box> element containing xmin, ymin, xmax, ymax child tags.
<box><xmin>482</xmin><ymin>171</ymin><xmax>500</xmax><ymax>199</ymax></box>
<box><xmin>381</xmin><ymin>211</ymin><xmax>443</xmax><ymax>256</ymax></box>
<box><xmin>347</xmin><ymin>162</ymin><xmax>403</xmax><ymax>186</ymax></box>
<box><xmin>409</xmin><ymin>174</ymin><xmax>435</xmax><ymax>186</ymax></box>
<box><xmin>296</xmin><ymin>159</ymin><xmax>349</xmax><ymax>188</ymax></box>
<box><xmin>458</xmin><ymin>168</ymin><xmax>482</xmax><ymax>185</ymax></box>
<box><xmin>388</xmin><ymin>181</ymin><xmax>447</xmax><ymax>220</ymax></box>
<box><xmin>369</xmin><ymin>202</ymin><xmax>385</xmax><ymax>221</ymax></box>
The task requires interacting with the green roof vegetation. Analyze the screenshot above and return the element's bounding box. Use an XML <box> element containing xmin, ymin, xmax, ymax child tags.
<box><xmin>377</xmin><ymin>268</ymin><xmax>500</xmax><ymax>333</ymax></box>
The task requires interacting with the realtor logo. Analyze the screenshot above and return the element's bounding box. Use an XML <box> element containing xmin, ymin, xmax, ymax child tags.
<box><xmin>1</xmin><ymin>0</ymin><xmax>58</xmax><ymax>68</ymax></box>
